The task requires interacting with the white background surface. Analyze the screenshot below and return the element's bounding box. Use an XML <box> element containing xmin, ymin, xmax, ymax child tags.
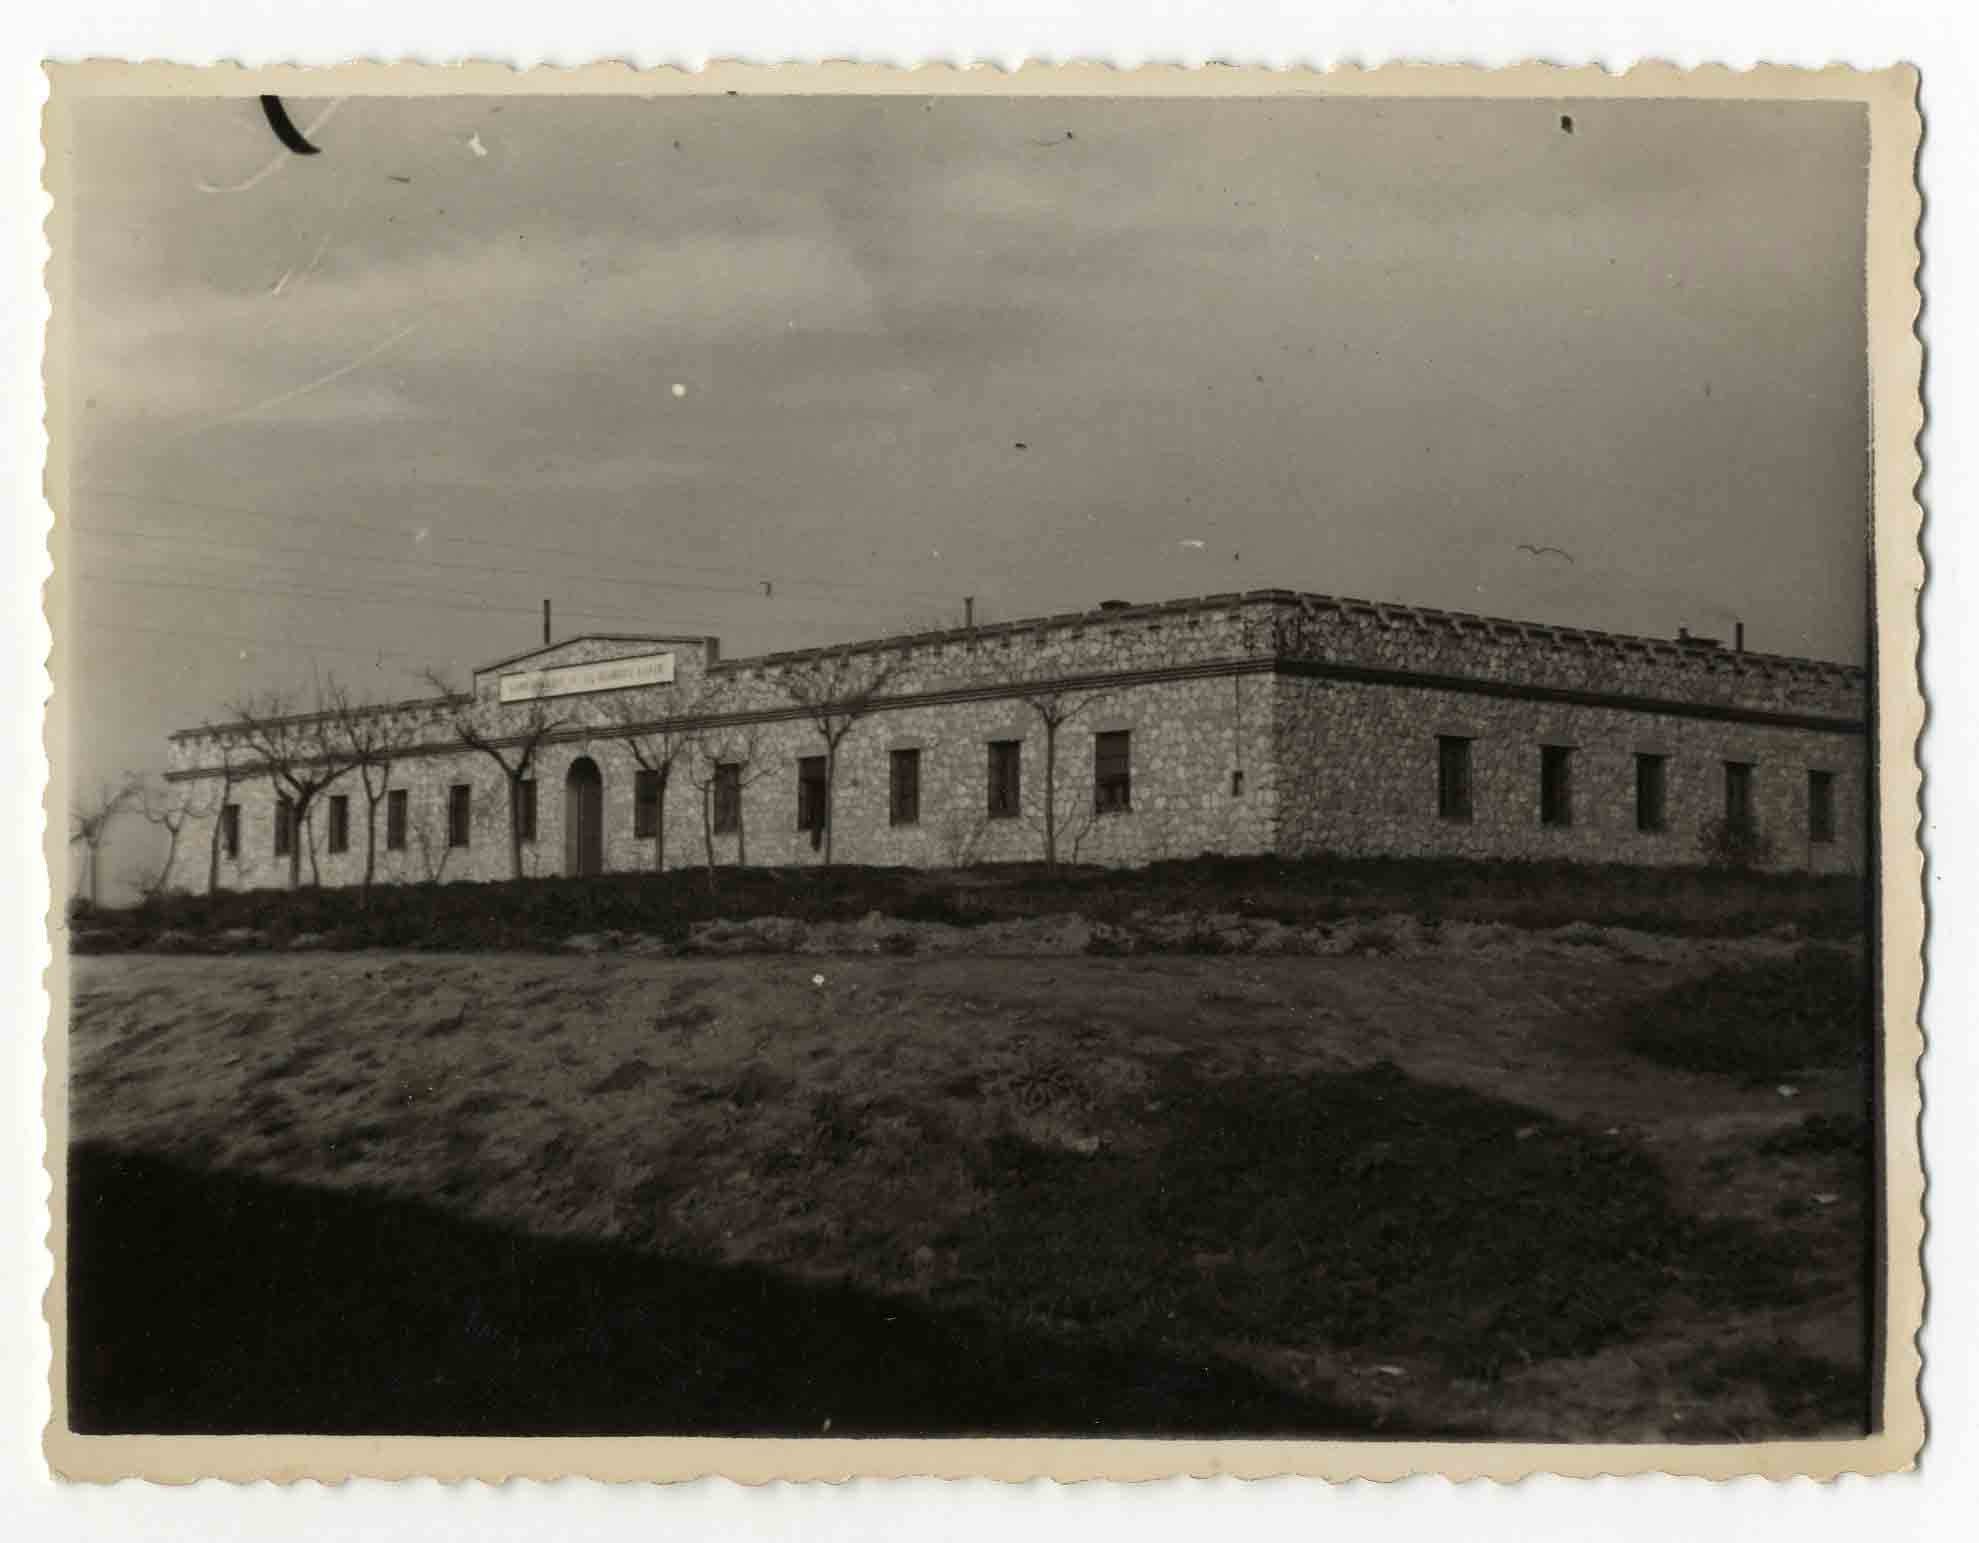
<box><xmin>5</xmin><ymin>4</ymin><xmax>1972</xmax><ymax>1537</ymax></box>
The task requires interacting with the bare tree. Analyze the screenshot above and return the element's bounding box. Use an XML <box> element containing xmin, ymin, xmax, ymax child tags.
<box><xmin>196</xmin><ymin>726</ymin><xmax>249</xmax><ymax>895</ymax></box>
<box><xmin>225</xmin><ymin>689</ymin><xmax>353</xmax><ymax>890</ymax></box>
<box><xmin>936</xmin><ymin>806</ymin><xmax>991</xmax><ymax>867</ymax></box>
<box><xmin>692</xmin><ymin>721</ymin><xmax>778</xmax><ymax>867</ymax></box>
<box><xmin>599</xmin><ymin>687</ymin><xmax>709</xmax><ymax>873</ymax></box>
<box><xmin>409</xmin><ymin>808</ymin><xmax>456</xmax><ymax>885</ymax></box>
<box><xmin>69</xmin><ymin>779</ymin><xmax>136</xmax><ymax>910</ymax></box>
<box><xmin>424</xmin><ymin>671</ymin><xmax>568</xmax><ymax>881</ymax></box>
<box><xmin>681</xmin><ymin>739</ymin><xmax>720</xmax><ymax>879</ymax></box>
<box><xmin>323</xmin><ymin>680</ymin><xmax>422</xmax><ymax>906</ymax></box>
<box><xmin>131</xmin><ymin>773</ymin><xmax>212</xmax><ymax>900</ymax></box>
<box><xmin>778</xmin><ymin>646</ymin><xmax>905</xmax><ymax>866</ymax></box>
<box><xmin>1016</xmin><ymin>684</ymin><xmax>1115</xmax><ymax>871</ymax></box>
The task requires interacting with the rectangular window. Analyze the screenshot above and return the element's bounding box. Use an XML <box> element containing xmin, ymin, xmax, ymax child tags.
<box><xmin>516</xmin><ymin>778</ymin><xmax>538</xmax><ymax>842</ymax></box>
<box><xmin>385</xmin><ymin>788</ymin><xmax>407</xmax><ymax>851</ymax></box>
<box><xmin>1635</xmin><ymin>754</ymin><xmax>1668</xmax><ymax>833</ymax></box>
<box><xmin>1809</xmin><ymin>770</ymin><xmax>1837</xmax><ymax>844</ymax></box>
<box><xmin>1437</xmin><ymin>736</ymin><xmax>1474</xmax><ymax>821</ymax></box>
<box><xmin>633</xmin><ymin>769</ymin><xmax>661</xmax><ymax>838</ymax></box>
<box><xmin>987</xmin><ymin>740</ymin><xmax>1022</xmax><ymax>819</ymax></box>
<box><xmin>1094</xmin><ymin>730</ymin><xmax>1132</xmax><ymax>813</ymax></box>
<box><xmin>327</xmin><ymin>794</ymin><xmax>350</xmax><ymax>854</ymax></box>
<box><xmin>1539</xmin><ymin>745</ymin><xmax>1573</xmax><ymax>828</ymax></box>
<box><xmin>447</xmin><ymin>783</ymin><xmax>472</xmax><ymax>848</ymax></box>
<box><xmin>1231</xmin><ymin>768</ymin><xmax>1245</xmax><ymax>797</ymax></box>
<box><xmin>1725</xmin><ymin>761</ymin><xmax>1755</xmax><ymax>824</ymax></box>
<box><xmin>890</xmin><ymin>748</ymin><xmax>921</xmax><ymax>826</ymax></box>
<box><xmin>273</xmin><ymin>795</ymin><xmax>294</xmax><ymax>857</ymax></box>
<box><xmin>220</xmin><ymin>803</ymin><xmax>240</xmax><ymax>860</ymax></box>
<box><xmin>797</xmin><ymin>755</ymin><xmax>828</xmax><ymax>833</ymax></box>
<box><xmin>713</xmin><ymin>763</ymin><xmax>742</xmax><ymax>834</ymax></box>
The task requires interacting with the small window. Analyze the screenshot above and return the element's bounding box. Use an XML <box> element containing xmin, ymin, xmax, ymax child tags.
<box><xmin>797</xmin><ymin>756</ymin><xmax>828</xmax><ymax>834</ymax></box>
<box><xmin>633</xmin><ymin>768</ymin><xmax>661</xmax><ymax>838</ymax></box>
<box><xmin>712</xmin><ymin>763</ymin><xmax>742</xmax><ymax>834</ymax></box>
<box><xmin>447</xmin><ymin>783</ymin><xmax>472</xmax><ymax>848</ymax></box>
<box><xmin>1437</xmin><ymin>736</ymin><xmax>1473</xmax><ymax>821</ymax></box>
<box><xmin>1635</xmin><ymin>754</ymin><xmax>1668</xmax><ymax>833</ymax></box>
<box><xmin>327</xmin><ymin>794</ymin><xmax>350</xmax><ymax>854</ymax></box>
<box><xmin>1809</xmin><ymin>770</ymin><xmax>1837</xmax><ymax>844</ymax></box>
<box><xmin>890</xmin><ymin>748</ymin><xmax>921</xmax><ymax>826</ymax></box>
<box><xmin>273</xmin><ymin>795</ymin><xmax>295</xmax><ymax>857</ymax></box>
<box><xmin>1725</xmin><ymin>761</ymin><xmax>1755</xmax><ymax>824</ymax></box>
<box><xmin>1094</xmin><ymin>730</ymin><xmax>1132</xmax><ymax>813</ymax></box>
<box><xmin>1539</xmin><ymin>745</ymin><xmax>1573</xmax><ymax>828</ymax></box>
<box><xmin>385</xmin><ymin>788</ymin><xmax>407</xmax><ymax>852</ymax></box>
<box><xmin>220</xmin><ymin>802</ymin><xmax>240</xmax><ymax>860</ymax></box>
<box><xmin>516</xmin><ymin>778</ymin><xmax>538</xmax><ymax>842</ymax></box>
<box><xmin>987</xmin><ymin>740</ymin><xmax>1022</xmax><ymax>819</ymax></box>
<box><xmin>1231</xmin><ymin>768</ymin><xmax>1245</xmax><ymax>797</ymax></box>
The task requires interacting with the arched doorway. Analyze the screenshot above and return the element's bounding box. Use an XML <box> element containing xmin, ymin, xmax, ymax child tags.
<box><xmin>565</xmin><ymin>756</ymin><xmax>604</xmax><ymax>877</ymax></box>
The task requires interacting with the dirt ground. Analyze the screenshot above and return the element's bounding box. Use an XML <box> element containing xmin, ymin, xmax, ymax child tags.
<box><xmin>64</xmin><ymin>936</ymin><xmax>1871</xmax><ymax>1441</ymax></box>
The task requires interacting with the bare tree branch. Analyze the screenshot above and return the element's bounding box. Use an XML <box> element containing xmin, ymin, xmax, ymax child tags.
<box><xmin>598</xmin><ymin>684</ymin><xmax>716</xmax><ymax>873</ymax></box>
<box><xmin>223</xmin><ymin>687</ymin><xmax>354</xmax><ymax>890</ymax></box>
<box><xmin>1015</xmin><ymin>683</ymin><xmax>1115</xmax><ymax>871</ymax></box>
<box><xmin>69</xmin><ymin>778</ymin><xmax>138</xmax><ymax>909</ymax></box>
<box><xmin>322</xmin><ymin>678</ymin><xmax>423</xmax><ymax>906</ymax></box>
<box><xmin>422</xmin><ymin>670</ymin><xmax>568</xmax><ymax>880</ymax></box>
<box><xmin>130</xmin><ymin>772</ymin><xmax>213</xmax><ymax>900</ymax></box>
<box><xmin>778</xmin><ymin>647</ymin><xmax>905</xmax><ymax>866</ymax></box>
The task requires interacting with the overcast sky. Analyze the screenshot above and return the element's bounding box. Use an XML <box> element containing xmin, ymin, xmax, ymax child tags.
<box><xmin>59</xmin><ymin>91</ymin><xmax>1869</xmax><ymax>838</ymax></box>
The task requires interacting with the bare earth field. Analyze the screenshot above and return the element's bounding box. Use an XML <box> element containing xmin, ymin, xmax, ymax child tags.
<box><xmin>65</xmin><ymin>934</ymin><xmax>1871</xmax><ymax>1441</ymax></box>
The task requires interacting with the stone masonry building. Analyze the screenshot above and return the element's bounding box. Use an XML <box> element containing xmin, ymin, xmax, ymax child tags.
<box><xmin>164</xmin><ymin>589</ymin><xmax>1868</xmax><ymax>889</ymax></box>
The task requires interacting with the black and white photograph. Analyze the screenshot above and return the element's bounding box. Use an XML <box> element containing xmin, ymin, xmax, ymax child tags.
<box><xmin>40</xmin><ymin>64</ymin><xmax>1924</xmax><ymax>1482</ymax></box>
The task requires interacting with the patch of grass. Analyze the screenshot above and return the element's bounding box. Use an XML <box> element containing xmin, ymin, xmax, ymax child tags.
<box><xmin>1621</xmin><ymin>947</ymin><xmax>1870</xmax><ymax>1086</ymax></box>
<box><xmin>678</xmin><ymin>1065</ymin><xmax>792</xmax><ymax>1111</ymax></box>
<box><xmin>1759</xmin><ymin>1113</ymin><xmax>1872</xmax><ymax>1160</ymax></box>
<box><xmin>1347</xmin><ymin>921</ymin><xmax>1400</xmax><ymax>956</ymax></box>
<box><xmin>952</xmin><ymin>1060</ymin><xmax>1800</xmax><ymax>1380</ymax></box>
<box><xmin>586</xmin><ymin>1059</ymin><xmax>655</xmax><ymax>1097</ymax></box>
<box><xmin>1686</xmin><ymin>1342</ymin><xmax>1867</xmax><ymax>1432</ymax></box>
<box><xmin>77</xmin><ymin>852</ymin><xmax>1866</xmax><ymax>955</ymax></box>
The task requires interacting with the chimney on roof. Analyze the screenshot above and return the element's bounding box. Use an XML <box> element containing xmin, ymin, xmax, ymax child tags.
<box><xmin>543</xmin><ymin>599</ymin><xmax>552</xmax><ymax>647</ymax></box>
<box><xmin>1678</xmin><ymin>626</ymin><xmax>1691</xmax><ymax>642</ymax></box>
<box><xmin>1735</xmin><ymin>620</ymin><xmax>1745</xmax><ymax>653</ymax></box>
<box><xmin>965</xmin><ymin>595</ymin><xmax>975</xmax><ymax>630</ymax></box>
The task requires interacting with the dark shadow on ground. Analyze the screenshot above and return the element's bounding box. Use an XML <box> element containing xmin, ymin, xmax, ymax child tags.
<box><xmin>67</xmin><ymin>1141</ymin><xmax>1407</xmax><ymax>1438</ymax></box>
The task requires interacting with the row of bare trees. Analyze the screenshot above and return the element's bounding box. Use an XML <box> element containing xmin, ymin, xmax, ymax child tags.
<box><xmin>82</xmin><ymin>638</ymin><xmax>1125</xmax><ymax>906</ymax></box>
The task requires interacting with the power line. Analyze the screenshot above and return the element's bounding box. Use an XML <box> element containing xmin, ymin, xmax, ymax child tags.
<box><xmin>76</xmin><ymin>568</ymin><xmax>733</xmax><ymax>632</ymax></box>
<box><xmin>74</xmin><ymin>618</ymin><xmax>448</xmax><ymax>661</ymax></box>
<box><xmin>75</xmin><ymin>519</ymin><xmax>775</xmax><ymax>600</ymax></box>
<box><xmin>75</xmin><ymin>485</ymin><xmax>967</xmax><ymax>603</ymax></box>
<box><xmin>75</xmin><ymin>544</ymin><xmax>868</xmax><ymax>634</ymax></box>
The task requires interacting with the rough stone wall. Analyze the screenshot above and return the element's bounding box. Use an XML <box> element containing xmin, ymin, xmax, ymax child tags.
<box><xmin>1273</xmin><ymin>674</ymin><xmax>1867</xmax><ymax>873</ymax></box>
<box><xmin>1246</xmin><ymin>593</ymin><xmax>1862</xmax><ymax>721</ymax></box>
<box><xmin>171</xmin><ymin>668</ymin><xmax>1276</xmax><ymax>887</ymax></box>
<box><xmin>163</xmin><ymin>590</ymin><xmax>1867</xmax><ymax>890</ymax></box>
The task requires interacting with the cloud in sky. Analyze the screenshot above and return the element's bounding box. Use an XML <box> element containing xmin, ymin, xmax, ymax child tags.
<box><xmin>59</xmin><ymin>91</ymin><xmax>1869</xmax><ymax>809</ymax></box>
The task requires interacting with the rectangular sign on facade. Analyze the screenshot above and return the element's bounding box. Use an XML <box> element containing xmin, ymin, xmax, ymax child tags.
<box><xmin>499</xmin><ymin>651</ymin><xmax>676</xmax><ymax>703</ymax></box>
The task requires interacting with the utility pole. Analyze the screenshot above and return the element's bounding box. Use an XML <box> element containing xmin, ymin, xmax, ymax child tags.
<box><xmin>543</xmin><ymin>599</ymin><xmax>552</xmax><ymax>646</ymax></box>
